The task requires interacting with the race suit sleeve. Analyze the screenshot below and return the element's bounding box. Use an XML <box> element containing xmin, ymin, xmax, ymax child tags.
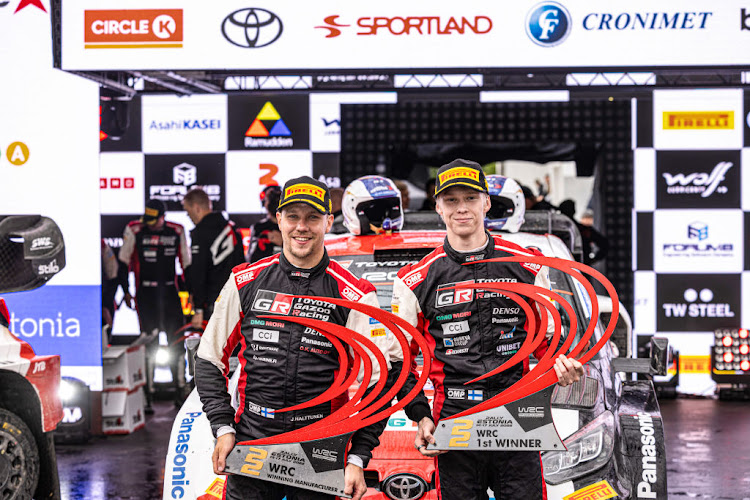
<box><xmin>177</xmin><ymin>225</ymin><xmax>192</xmax><ymax>289</ymax></box>
<box><xmin>346</xmin><ymin>290</ymin><xmax>431</xmax><ymax>467</ymax></box>
<box><xmin>195</xmin><ymin>274</ymin><xmax>243</xmax><ymax>431</ymax></box>
<box><xmin>118</xmin><ymin>225</ymin><xmax>136</xmax><ymax>267</ymax></box>
<box><xmin>188</xmin><ymin>228</ymin><xmax>211</xmax><ymax>312</ymax></box>
<box><xmin>390</xmin><ymin>275</ymin><xmax>433</xmax><ymax>424</ymax></box>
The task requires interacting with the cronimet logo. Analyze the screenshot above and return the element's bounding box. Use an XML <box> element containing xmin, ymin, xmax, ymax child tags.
<box><xmin>526</xmin><ymin>2</ymin><xmax>571</xmax><ymax>47</ymax></box>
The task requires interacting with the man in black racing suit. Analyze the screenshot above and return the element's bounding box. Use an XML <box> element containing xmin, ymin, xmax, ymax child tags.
<box><xmin>182</xmin><ymin>188</ymin><xmax>244</xmax><ymax>328</ymax></box>
<box><xmin>195</xmin><ymin>176</ymin><xmax>429</xmax><ymax>500</ymax></box>
<box><xmin>393</xmin><ymin>159</ymin><xmax>583</xmax><ymax>500</ymax></box>
<box><xmin>120</xmin><ymin>199</ymin><xmax>191</xmax><ymax>410</ymax></box>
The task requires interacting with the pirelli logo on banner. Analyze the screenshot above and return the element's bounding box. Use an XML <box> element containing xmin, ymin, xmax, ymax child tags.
<box><xmin>284</xmin><ymin>183</ymin><xmax>326</xmax><ymax>202</ymax></box>
<box><xmin>438</xmin><ymin>167</ymin><xmax>479</xmax><ymax>184</ymax></box>
<box><xmin>563</xmin><ymin>480</ymin><xmax>618</xmax><ymax>500</ymax></box>
<box><xmin>662</xmin><ymin>111</ymin><xmax>734</xmax><ymax>130</ymax></box>
<box><xmin>84</xmin><ymin>9</ymin><xmax>183</xmax><ymax>49</ymax></box>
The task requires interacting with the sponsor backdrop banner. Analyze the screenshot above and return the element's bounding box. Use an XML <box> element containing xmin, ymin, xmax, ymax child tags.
<box><xmin>633</xmin><ymin>88</ymin><xmax>750</xmax><ymax>394</ymax></box>
<box><xmin>62</xmin><ymin>1</ymin><xmax>750</xmax><ymax>71</ymax></box>
<box><xmin>1</xmin><ymin>2</ymin><xmax>102</xmax><ymax>388</ymax></box>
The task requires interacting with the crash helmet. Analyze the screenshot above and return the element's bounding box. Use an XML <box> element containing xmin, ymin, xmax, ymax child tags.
<box><xmin>342</xmin><ymin>176</ymin><xmax>404</xmax><ymax>235</ymax></box>
<box><xmin>485</xmin><ymin>175</ymin><xmax>525</xmax><ymax>233</ymax></box>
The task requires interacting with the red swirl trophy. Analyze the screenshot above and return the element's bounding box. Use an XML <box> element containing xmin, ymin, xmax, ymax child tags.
<box><xmin>427</xmin><ymin>256</ymin><xmax>619</xmax><ymax>453</ymax></box>
<box><xmin>223</xmin><ymin>297</ymin><xmax>431</xmax><ymax>498</ymax></box>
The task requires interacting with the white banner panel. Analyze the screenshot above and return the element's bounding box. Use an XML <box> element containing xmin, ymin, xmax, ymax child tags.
<box><xmin>653</xmin><ymin>209</ymin><xmax>743</xmax><ymax>273</ymax></box>
<box><xmin>633</xmin><ymin>271</ymin><xmax>656</xmax><ymax>334</ymax></box>
<box><xmin>653</xmin><ymin>89</ymin><xmax>744</xmax><ymax>150</ymax></box>
<box><xmin>100</xmin><ymin>152</ymin><xmax>145</xmax><ymax>214</ymax></box>
<box><xmin>633</xmin><ymin>148</ymin><xmax>656</xmax><ymax>211</ymax></box>
<box><xmin>225</xmin><ymin>150</ymin><xmax>312</xmax><ymax>213</ymax></box>
<box><xmin>61</xmin><ymin>1</ymin><xmax>750</xmax><ymax>71</ymax></box>
<box><xmin>0</xmin><ymin>3</ymin><xmax>102</xmax><ymax>386</ymax></box>
<box><xmin>142</xmin><ymin>94</ymin><xmax>228</xmax><ymax>154</ymax></box>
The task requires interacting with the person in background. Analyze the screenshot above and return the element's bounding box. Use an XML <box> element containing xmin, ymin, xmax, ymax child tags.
<box><xmin>393</xmin><ymin>180</ymin><xmax>411</xmax><ymax>212</ymax></box>
<box><xmin>558</xmin><ymin>200</ymin><xmax>609</xmax><ymax>265</ymax></box>
<box><xmin>246</xmin><ymin>184</ymin><xmax>282</xmax><ymax>263</ymax></box>
<box><xmin>182</xmin><ymin>188</ymin><xmax>244</xmax><ymax>329</ymax></box>
<box><xmin>120</xmin><ymin>199</ymin><xmax>191</xmax><ymax>411</ymax></box>
<box><xmin>521</xmin><ymin>183</ymin><xmax>555</xmax><ymax>211</ymax></box>
<box><xmin>330</xmin><ymin>187</ymin><xmax>344</xmax><ymax>218</ymax></box>
<box><xmin>420</xmin><ymin>178</ymin><xmax>436</xmax><ymax>211</ymax></box>
<box><xmin>100</xmin><ymin>239</ymin><xmax>119</xmax><ymax>329</ymax></box>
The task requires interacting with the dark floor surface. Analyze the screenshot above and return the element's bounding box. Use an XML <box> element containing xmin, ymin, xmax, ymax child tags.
<box><xmin>56</xmin><ymin>397</ymin><xmax>750</xmax><ymax>499</ymax></box>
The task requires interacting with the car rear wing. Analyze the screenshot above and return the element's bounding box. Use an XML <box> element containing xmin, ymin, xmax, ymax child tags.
<box><xmin>331</xmin><ymin>210</ymin><xmax>583</xmax><ymax>261</ymax></box>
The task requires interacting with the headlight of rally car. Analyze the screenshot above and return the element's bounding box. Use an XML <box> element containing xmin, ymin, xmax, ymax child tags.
<box><xmin>542</xmin><ymin>410</ymin><xmax>615</xmax><ymax>485</ymax></box>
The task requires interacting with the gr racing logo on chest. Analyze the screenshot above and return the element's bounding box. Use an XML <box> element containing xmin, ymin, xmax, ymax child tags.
<box><xmin>251</xmin><ymin>290</ymin><xmax>335</xmax><ymax>321</ymax></box>
<box><xmin>435</xmin><ymin>281</ymin><xmax>474</xmax><ymax>308</ymax></box>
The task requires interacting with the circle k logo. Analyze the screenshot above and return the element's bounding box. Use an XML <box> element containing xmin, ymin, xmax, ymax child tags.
<box><xmin>526</xmin><ymin>2</ymin><xmax>571</xmax><ymax>47</ymax></box>
<box><xmin>222</xmin><ymin>8</ymin><xmax>283</xmax><ymax>48</ymax></box>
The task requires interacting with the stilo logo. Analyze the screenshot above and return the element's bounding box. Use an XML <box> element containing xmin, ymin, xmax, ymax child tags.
<box><xmin>172</xmin><ymin>162</ymin><xmax>197</xmax><ymax>186</ymax></box>
<box><xmin>315</xmin><ymin>15</ymin><xmax>350</xmax><ymax>38</ymax></box>
<box><xmin>687</xmin><ymin>222</ymin><xmax>708</xmax><ymax>241</ymax></box>
<box><xmin>222</xmin><ymin>8</ymin><xmax>283</xmax><ymax>48</ymax></box>
<box><xmin>526</xmin><ymin>2</ymin><xmax>571</xmax><ymax>47</ymax></box>
<box><xmin>662</xmin><ymin>161</ymin><xmax>732</xmax><ymax>198</ymax></box>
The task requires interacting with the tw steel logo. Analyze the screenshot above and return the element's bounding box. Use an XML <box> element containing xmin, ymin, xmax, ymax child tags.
<box><xmin>252</xmin><ymin>290</ymin><xmax>293</xmax><ymax>315</ymax></box>
<box><xmin>435</xmin><ymin>281</ymin><xmax>474</xmax><ymax>308</ymax></box>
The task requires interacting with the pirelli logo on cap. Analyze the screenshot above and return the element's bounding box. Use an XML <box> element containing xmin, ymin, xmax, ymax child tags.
<box><xmin>438</xmin><ymin>167</ymin><xmax>480</xmax><ymax>184</ymax></box>
<box><xmin>662</xmin><ymin>111</ymin><xmax>734</xmax><ymax>130</ymax></box>
<box><xmin>563</xmin><ymin>480</ymin><xmax>618</xmax><ymax>500</ymax></box>
<box><xmin>145</xmin><ymin>207</ymin><xmax>159</xmax><ymax>217</ymax></box>
<box><xmin>285</xmin><ymin>183</ymin><xmax>326</xmax><ymax>202</ymax></box>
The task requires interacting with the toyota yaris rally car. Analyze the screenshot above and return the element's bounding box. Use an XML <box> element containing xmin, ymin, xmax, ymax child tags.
<box><xmin>164</xmin><ymin>212</ymin><xmax>668</xmax><ymax>500</ymax></box>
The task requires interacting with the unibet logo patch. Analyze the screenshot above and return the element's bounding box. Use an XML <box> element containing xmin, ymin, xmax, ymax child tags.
<box><xmin>284</xmin><ymin>183</ymin><xmax>326</xmax><ymax>202</ymax></box>
<box><xmin>438</xmin><ymin>166</ymin><xmax>479</xmax><ymax>184</ymax></box>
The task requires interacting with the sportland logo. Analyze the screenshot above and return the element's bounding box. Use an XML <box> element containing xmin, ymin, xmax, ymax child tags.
<box><xmin>662</xmin><ymin>161</ymin><xmax>731</xmax><ymax>198</ymax></box>
<box><xmin>244</xmin><ymin>102</ymin><xmax>293</xmax><ymax>148</ymax></box>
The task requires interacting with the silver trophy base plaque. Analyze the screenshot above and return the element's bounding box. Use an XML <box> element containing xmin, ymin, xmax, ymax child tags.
<box><xmin>428</xmin><ymin>386</ymin><xmax>564</xmax><ymax>451</ymax></box>
<box><xmin>224</xmin><ymin>433</ymin><xmax>353</xmax><ymax>498</ymax></box>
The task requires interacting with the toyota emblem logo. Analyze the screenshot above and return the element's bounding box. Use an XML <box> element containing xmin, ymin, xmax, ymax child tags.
<box><xmin>222</xmin><ymin>8</ymin><xmax>283</xmax><ymax>48</ymax></box>
<box><xmin>383</xmin><ymin>474</ymin><xmax>427</xmax><ymax>500</ymax></box>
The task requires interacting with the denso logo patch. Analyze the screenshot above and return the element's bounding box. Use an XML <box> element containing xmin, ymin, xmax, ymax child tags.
<box><xmin>252</xmin><ymin>290</ymin><xmax>293</xmax><ymax>315</ymax></box>
<box><xmin>435</xmin><ymin>281</ymin><xmax>474</xmax><ymax>308</ymax></box>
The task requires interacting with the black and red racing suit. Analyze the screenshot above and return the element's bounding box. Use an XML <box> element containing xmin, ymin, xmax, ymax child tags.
<box><xmin>119</xmin><ymin>220</ymin><xmax>191</xmax><ymax>396</ymax></box>
<box><xmin>195</xmin><ymin>251</ymin><xmax>429</xmax><ymax>499</ymax></box>
<box><xmin>392</xmin><ymin>233</ymin><xmax>554</xmax><ymax>500</ymax></box>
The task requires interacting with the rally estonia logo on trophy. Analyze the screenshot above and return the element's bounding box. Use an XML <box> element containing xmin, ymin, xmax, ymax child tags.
<box><xmin>224</xmin><ymin>255</ymin><xmax>619</xmax><ymax>497</ymax></box>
